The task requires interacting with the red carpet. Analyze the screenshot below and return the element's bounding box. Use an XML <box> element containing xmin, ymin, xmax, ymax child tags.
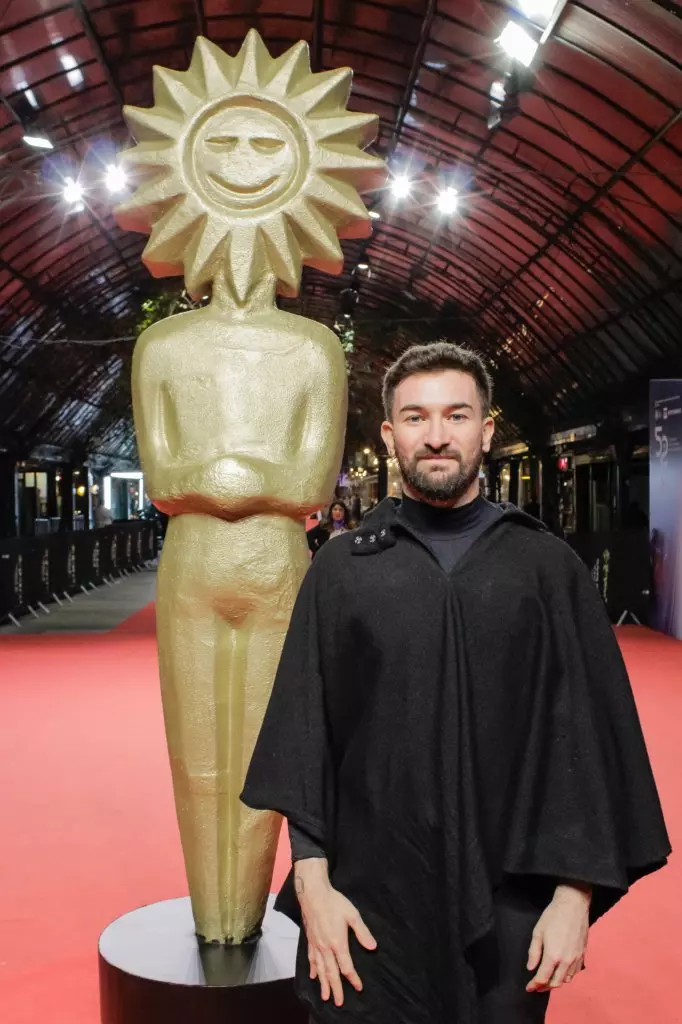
<box><xmin>0</xmin><ymin>612</ymin><xmax>679</xmax><ymax>1023</ymax></box>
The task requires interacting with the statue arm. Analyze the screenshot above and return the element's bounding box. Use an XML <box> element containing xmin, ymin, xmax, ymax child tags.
<box><xmin>261</xmin><ymin>340</ymin><xmax>348</xmax><ymax>512</ymax></box>
<box><xmin>135</xmin><ymin>337</ymin><xmax>347</xmax><ymax>519</ymax></box>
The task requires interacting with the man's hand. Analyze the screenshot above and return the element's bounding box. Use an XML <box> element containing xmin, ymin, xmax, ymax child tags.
<box><xmin>295</xmin><ymin>859</ymin><xmax>377</xmax><ymax>1007</ymax></box>
<box><xmin>526</xmin><ymin>883</ymin><xmax>591</xmax><ymax>993</ymax></box>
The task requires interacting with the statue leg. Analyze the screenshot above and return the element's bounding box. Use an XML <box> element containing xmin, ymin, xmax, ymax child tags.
<box><xmin>156</xmin><ymin>519</ymin><xmax>307</xmax><ymax>944</ymax></box>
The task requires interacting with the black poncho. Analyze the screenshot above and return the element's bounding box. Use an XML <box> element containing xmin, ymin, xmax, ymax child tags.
<box><xmin>241</xmin><ymin>499</ymin><xmax>670</xmax><ymax>1024</ymax></box>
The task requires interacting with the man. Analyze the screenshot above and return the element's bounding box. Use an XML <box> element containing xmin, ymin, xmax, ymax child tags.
<box><xmin>242</xmin><ymin>342</ymin><xmax>670</xmax><ymax>1024</ymax></box>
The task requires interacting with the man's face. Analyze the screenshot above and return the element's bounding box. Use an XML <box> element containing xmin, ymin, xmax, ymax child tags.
<box><xmin>380</xmin><ymin>370</ymin><xmax>495</xmax><ymax>506</ymax></box>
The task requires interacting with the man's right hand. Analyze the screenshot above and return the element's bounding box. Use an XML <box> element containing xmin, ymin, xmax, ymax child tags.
<box><xmin>294</xmin><ymin>858</ymin><xmax>378</xmax><ymax>1007</ymax></box>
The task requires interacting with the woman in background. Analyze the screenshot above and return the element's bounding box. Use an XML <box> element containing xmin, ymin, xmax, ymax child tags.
<box><xmin>307</xmin><ymin>500</ymin><xmax>354</xmax><ymax>557</ymax></box>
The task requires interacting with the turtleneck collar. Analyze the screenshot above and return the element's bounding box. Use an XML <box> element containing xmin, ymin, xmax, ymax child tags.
<box><xmin>397</xmin><ymin>492</ymin><xmax>488</xmax><ymax>535</ymax></box>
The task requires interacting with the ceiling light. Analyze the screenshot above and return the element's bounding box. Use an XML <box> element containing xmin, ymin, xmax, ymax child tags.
<box><xmin>105</xmin><ymin>164</ymin><xmax>127</xmax><ymax>193</ymax></box>
<box><xmin>490</xmin><ymin>80</ymin><xmax>506</xmax><ymax>104</ymax></box>
<box><xmin>436</xmin><ymin>186</ymin><xmax>459</xmax><ymax>215</ymax></box>
<box><xmin>63</xmin><ymin>176</ymin><xmax>84</xmax><ymax>205</ymax></box>
<box><xmin>390</xmin><ymin>174</ymin><xmax>411</xmax><ymax>199</ymax></box>
<box><xmin>17</xmin><ymin>81</ymin><xmax>39</xmax><ymax>110</ymax></box>
<box><xmin>369</xmin><ymin>210</ymin><xmax>381</xmax><ymax>220</ymax></box>
<box><xmin>498</xmin><ymin>21</ymin><xmax>539</xmax><ymax>67</ymax></box>
<box><xmin>357</xmin><ymin>261</ymin><xmax>369</xmax><ymax>271</ymax></box>
<box><xmin>518</xmin><ymin>0</ymin><xmax>557</xmax><ymax>18</ymax></box>
<box><xmin>60</xmin><ymin>54</ymin><xmax>84</xmax><ymax>88</ymax></box>
<box><xmin>23</xmin><ymin>133</ymin><xmax>53</xmax><ymax>149</ymax></box>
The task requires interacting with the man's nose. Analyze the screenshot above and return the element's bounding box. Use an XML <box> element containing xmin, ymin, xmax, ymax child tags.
<box><xmin>424</xmin><ymin>421</ymin><xmax>448</xmax><ymax>448</ymax></box>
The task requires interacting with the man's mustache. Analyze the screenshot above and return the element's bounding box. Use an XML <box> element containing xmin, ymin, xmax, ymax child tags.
<box><xmin>414</xmin><ymin>450</ymin><xmax>461</xmax><ymax>461</ymax></box>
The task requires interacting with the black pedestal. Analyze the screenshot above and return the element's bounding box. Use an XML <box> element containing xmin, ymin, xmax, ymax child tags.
<box><xmin>99</xmin><ymin>895</ymin><xmax>308</xmax><ymax>1023</ymax></box>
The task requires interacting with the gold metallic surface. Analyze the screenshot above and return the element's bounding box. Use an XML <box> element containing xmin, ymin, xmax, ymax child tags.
<box><xmin>116</xmin><ymin>31</ymin><xmax>384</xmax><ymax>943</ymax></box>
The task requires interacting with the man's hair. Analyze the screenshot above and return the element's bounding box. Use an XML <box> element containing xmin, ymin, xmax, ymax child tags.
<box><xmin>382</xmin><ymin>341</ymin><xmax>494</xmax><ymax>421</ymax></box>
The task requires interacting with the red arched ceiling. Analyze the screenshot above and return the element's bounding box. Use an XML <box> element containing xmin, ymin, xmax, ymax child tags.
<box><xmin>0</xmin><ymin>0</ymin><xmax>680</xmax><ymax>458</ymax></box>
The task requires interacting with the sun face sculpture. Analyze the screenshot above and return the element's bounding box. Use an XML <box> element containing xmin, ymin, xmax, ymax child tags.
<box><xmin>116</xmin><ymin>30</ymin><xmax>385</xmax><ymax>301</ymax></box>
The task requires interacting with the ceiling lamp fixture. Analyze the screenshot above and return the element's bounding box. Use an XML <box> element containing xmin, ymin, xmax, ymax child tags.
<box><xmin>23</xmin><ymin>133</ymin><xmax>53</xmax><ymax>149</ymax></box>
<box><xmin>17</xmin><ymin>81</ymin><xmax>39</xmax><ymax>110</ymax></box>
<box><xmin>390</xmin><ymin>174</ymin><xmax>411</xmax><ymax>199</ymax></box>
<box><xmin>105</xmin><ymin>163</ymin><xmax>127</xmax><ymax>193</ymax></box>
<box><xmin>369</xmin><ymin>209</ymin><xmax>381</xmax><ymax>220</ymax></box>
<box><xmin>436</xmin><ymin>186</ymin><xmax>459</xmax><ymax>215</ymax></box>
<box><xmin>60</xmin><ymin>53</ymin><xmax>85</xmax><ymax>88</ymax></box>
<box><xmin>357</xmin><ymin>260</ymin><xmax>369</xmax><ymax>271</ymax></box>
<box><xmin>498</xmin><ymin>21</ymin><xmax>539</xmax><ymax>67</ymax></box>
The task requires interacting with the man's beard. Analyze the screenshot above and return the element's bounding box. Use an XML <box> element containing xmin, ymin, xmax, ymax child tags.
<box><xmin>395</xmin><ymin>443</ymin><xmax>483</xmax><ymax>504</ymax></box>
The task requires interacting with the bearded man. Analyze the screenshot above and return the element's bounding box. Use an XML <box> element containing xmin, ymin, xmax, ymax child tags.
<box><xmin>242</xmin><ymin>342</ymin><xmax>670</xmax><ymax>1024</ymax></box>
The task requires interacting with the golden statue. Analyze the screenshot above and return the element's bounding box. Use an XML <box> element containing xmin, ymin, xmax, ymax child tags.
<box><xmin>115</xmin><ymin>31</ymin><xmax>383</xmax><ymax>945</ymax></box>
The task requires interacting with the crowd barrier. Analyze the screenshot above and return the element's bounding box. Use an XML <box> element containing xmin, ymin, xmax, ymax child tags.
<box><xmin>566</xmin><ymin>529</ymin><xmax>650</xmax><ymax>625</ymax></box>
<box><xmin>0</xmin><ymin>522</ymin><xmax>158</xmax><ymax>625</ymax></box>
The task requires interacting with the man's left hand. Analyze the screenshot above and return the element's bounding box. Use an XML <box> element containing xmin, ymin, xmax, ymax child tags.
<box><xmin>526</xmin><ymin>883</ymin><xmax>591</xmax><ymax>992</ymax></box>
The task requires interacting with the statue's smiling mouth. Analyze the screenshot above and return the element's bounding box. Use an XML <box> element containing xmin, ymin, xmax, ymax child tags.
<box><xmin>209</xmin><ymin>173</ymin><xmax>279</xmax><ymax>195</ymax></box>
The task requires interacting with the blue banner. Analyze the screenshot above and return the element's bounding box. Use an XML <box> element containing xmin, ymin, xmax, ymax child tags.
<box><xmin>650</xmin><ymin>380</ymin><xmax>682</xmax><ymax>638</ymax></box>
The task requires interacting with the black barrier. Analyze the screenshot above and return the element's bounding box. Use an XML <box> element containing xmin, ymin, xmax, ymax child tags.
<box><xmin>0</xmin><ymin>522</ymin><xmax>158</xmax><ymax>624</ymax></box>
<box><xmin>566</xmin><ymin>529</ymin><xmax>650</xmax><ymax>625</ymax></box>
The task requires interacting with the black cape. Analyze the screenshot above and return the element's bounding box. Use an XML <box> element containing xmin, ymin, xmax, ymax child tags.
<box><xmin>241</xmin><ymin>499</ymin><xmax>670</xmax><ymax>1024</ymax></box>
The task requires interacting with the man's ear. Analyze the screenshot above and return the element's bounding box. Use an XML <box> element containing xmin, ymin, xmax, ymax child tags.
<box><xmin>482</xmin><ymin>416</ymin><xmax>495</xmax><ymax>454</ymax></box>
<box><xmin>380</xmin><ymin>420</ymin><xmax>395</xmax><ymax>457</ymax></box>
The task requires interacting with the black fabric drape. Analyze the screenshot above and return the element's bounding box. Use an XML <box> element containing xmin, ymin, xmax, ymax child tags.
<box><xmin>242</xmin><ymin>500</ymin><xmax>670</xmax><ymax>1024</ymax></box>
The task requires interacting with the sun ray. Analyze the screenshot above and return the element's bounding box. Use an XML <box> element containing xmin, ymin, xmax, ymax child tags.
<box><xmin>286</xmin><ymin>197</ymin><xmax>344</xmax><ymax>274</ymax></box>
<box><xmin>233</xmin><ymin>28</ymin><xmax>273</xmax><ymax>90</ymax></box>
<box><xmin>189</xmin><ymin>36</ymin><xmax>236</xmax><ymax>94</ymax></box>
<box><xmin>315</xmin><ymin>144</ymin><xmax>386</xmax><ymax>191</ymax></box>
<box><xmin>260</xmin><ymin>214</ymin><xmax>301</xmax><ymax>294</ymax></box>
<box><xmin>152</xmin><ymin>66</ymin><xmax>204</xmax><ymax>119</ymax></box>
<box><xmin>143</xmin><ymin>198</ymin><xmax>204</xmax><ymax>277</ymax></box>
<box><xmin>121</xmin><ymin>140</ymin><xmax>176</xmax><ymax>172</ymax></box>
<box><xmin>115</xmin><ymin>171</ymin><xmax>186</xmax><ymax>232</ymax></box>
<box><xmin>264</xmin><ymin>40</ymin><xmax>310</xmax><ymax>96</ymax></box>
<box><xmin>183</xmin><ymin>217</ymin><xmax>229</xmax><ymax>296</ymax></box>
<box><xmin>305</xmin><ymin>173</ymin><xmax>369</xmax><ymax>225</ymax></box>
<box><xmin>116</xmin><ymin>32</ymin><xmax>385</xmax><ymax>301</ymax></box>
<box><xmin>289</xmin><ymin>67</ymin><xmax>353</xmax><ymax>117</ymax></box>
<box><xmin>310</xmin><ymin>111</ymin><xmax>379</xmax><ymax>148</ymax></box>
<box><xmin>122</xmin><ymin>104</ymin><xmax>182</xmax><ymax>143</ymax></box>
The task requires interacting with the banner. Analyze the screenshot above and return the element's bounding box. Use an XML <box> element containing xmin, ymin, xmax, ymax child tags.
<box><xmin>650</xmin><ymin>380</ymin><xmax>682</xmax><ymax>639</ymax></box>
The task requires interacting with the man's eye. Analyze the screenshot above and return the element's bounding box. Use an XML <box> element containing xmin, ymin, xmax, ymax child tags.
<box><xmin>450</xmin><ymin>414</ymin><xmax>465</xmax><ymax>422</ymax></box>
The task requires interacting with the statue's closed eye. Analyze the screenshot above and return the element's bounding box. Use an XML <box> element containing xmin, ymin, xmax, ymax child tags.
<box><xmin>207</xmin><ymin>136</ymin><xmax>238</xmax><ymax>151</ymax></box>
<box><xmin>250</xmin><ymin>137</ymin><xmax>286</xmax><ymax>153</ymax></box>
<box><xmin>206</xmin><ymin>136</ymin><xmax>286</xmax><ymax>154</ymax></box>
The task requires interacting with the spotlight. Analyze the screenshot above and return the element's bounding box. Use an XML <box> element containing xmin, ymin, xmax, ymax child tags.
<box><xmin>390</xmin><ymin>174</ymin><xmax>411</xmax><ymax>199</ymax></box>
<box><xmin>23</xmin><ymin>134</ymin><xmax>53</xmax><ymax>149</ymax></box>
<box><xmin>369</xmin><ymin>210</ymin><xmax>381</xmax><ymax>220</ymax></box>
<box><xmin>17</xmin><ymin>81</ymin><xmax>39</xmax><ymax>110</ymax></box>
<box><xmin>436</xmin><ymin>186</ymin><xmax>459</xmax><ymax>215</ymax></box>
<box><xmin>60</xmin><ymin>53</ymin><xmax>85</xmax><ymax>89</ymax></box>
<box><xmin>105</xmin><ymin>164</ymin><xmax>127</xmax><ymax>193</ymax></box>
<box><xmin>63</xmin><ymin>176</ymin><xmax>84</xmax><ymax>205</ymax></box>
<box><xmin>357</xmin><ymin>261</ymin><xmax>369</xmax><ymax>271</ymax></box>
<box><xmin>518</xmin><ymin>0</ymin><xmax>557</xmax><ymax>18</ymax></box>
<box><xmin>498</xmin><ymin>21</ymin><xmax>539</xmax><ymax>66</ymax></box>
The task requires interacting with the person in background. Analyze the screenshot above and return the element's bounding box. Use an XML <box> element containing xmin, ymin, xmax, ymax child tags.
<box><xmin>93</xmin><ymin>499</ymin><xmax>113</xmax><ymax>528</ymax></box>
<box><xmin>307</xmin><ymin>501</ymin><xmax>354</xmax><ymax>557</ymax></box>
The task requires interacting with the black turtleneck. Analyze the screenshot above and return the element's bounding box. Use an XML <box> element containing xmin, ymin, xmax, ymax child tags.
<box><xmin>397</xmin><ymin>493</ymin><xmax>503</xmax><ymax>574</ymax></box>
<box><xmin>288</xmin><ymin>491</ymin><xmax>504</xmax><ymax>864</ymax></box>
